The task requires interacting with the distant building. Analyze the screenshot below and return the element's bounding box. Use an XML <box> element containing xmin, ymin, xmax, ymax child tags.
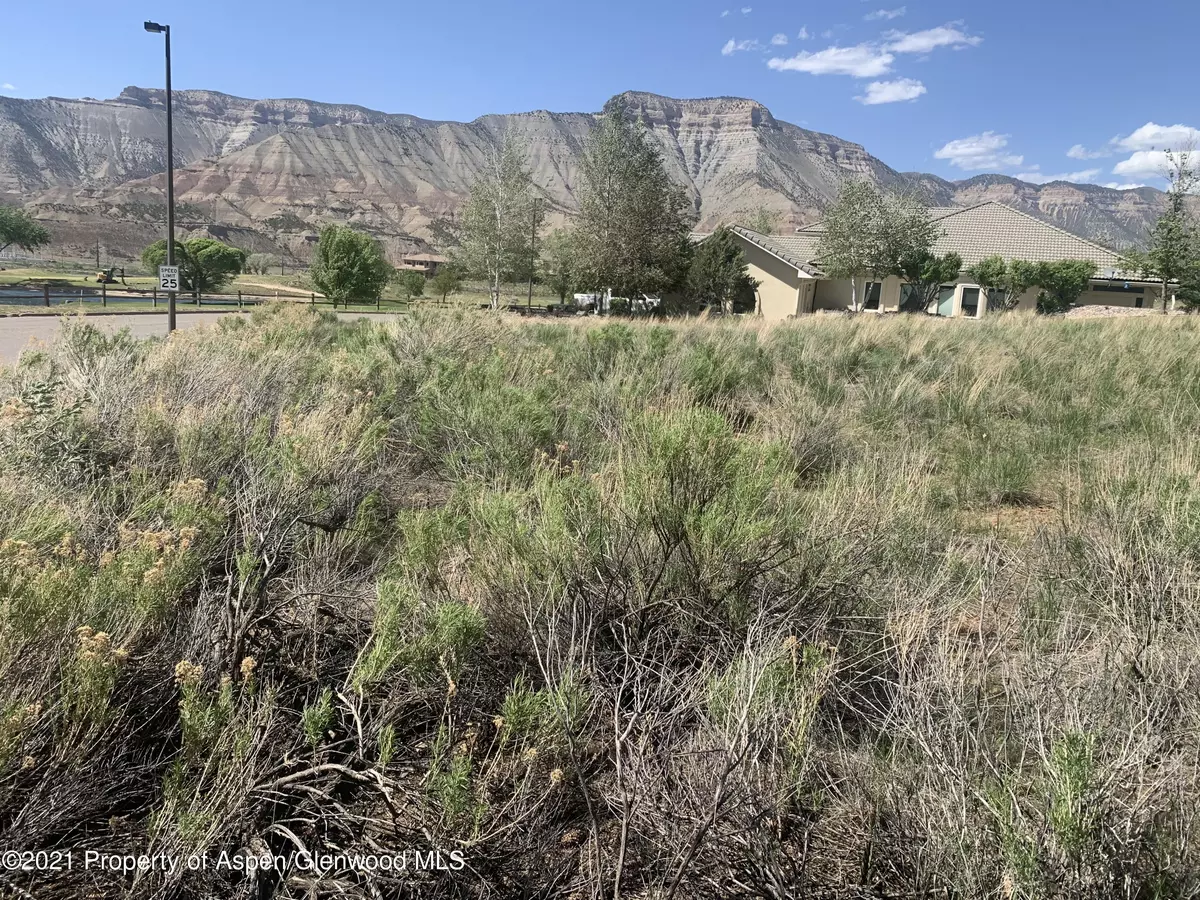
<box><xmin>397</xmin><ymin>253</ymin><xmax>448</xmax><ymax>275</ymax></box>
<box><xmin>717</xmin><ymin>201</ymin><xmax>1168</xmax><ymax>321</ymax></box>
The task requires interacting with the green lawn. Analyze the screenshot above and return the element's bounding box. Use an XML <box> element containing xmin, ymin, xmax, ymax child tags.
<box><xmin>2</xmin><ymin>267</ymin><xmax>563</xmax><ymax>310</ymax></box>
<box><xmin>0</xmin><ymin>268</ymin><xmax>159</xmax><ymax>291</ymax></box>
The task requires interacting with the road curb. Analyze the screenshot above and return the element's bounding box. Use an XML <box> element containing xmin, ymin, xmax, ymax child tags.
<box><xmin>0</xmin><ymin>308</ymin><xmax>254</xmax><ymax>319</ymax></box>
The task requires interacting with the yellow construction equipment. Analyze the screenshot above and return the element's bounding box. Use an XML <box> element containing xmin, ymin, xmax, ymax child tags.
<box><xmin>95</xmin><ymin>267</ymin><xmax>126</xmax><ymax>285</ymax></box>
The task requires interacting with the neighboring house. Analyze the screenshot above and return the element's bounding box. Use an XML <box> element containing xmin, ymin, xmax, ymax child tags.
<box><xmin>397</xmin><ymin>252</ymin><xmax>448</xmax><ymax>275</ymax></box>
<box><xmin>722</xmin><ymin>201</ymin><xmax>1162</xmax><ymax>322</ymax></box>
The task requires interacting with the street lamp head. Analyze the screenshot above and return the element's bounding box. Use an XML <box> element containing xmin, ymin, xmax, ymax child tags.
<box><xmin>144</xmin><ymin>21</ymin><xmax>166</xmax><ymax>33</ymax></box>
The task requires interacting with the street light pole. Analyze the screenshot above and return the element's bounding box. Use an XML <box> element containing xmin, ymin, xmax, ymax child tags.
<box><xmin>145</xmin><ymin>20</ymin><xmax>176</xmax><ymax>332</ymax></box>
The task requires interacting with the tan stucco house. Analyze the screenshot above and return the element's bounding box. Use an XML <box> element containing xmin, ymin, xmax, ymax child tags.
<box><xmin>723</xmin><ymin>201</ymin><xmax>1165</xmax><ymax>322</ymax></box>
<box><xmin>398</xmin><ymin>253</ymin><xmax>449</xmax><ymax>275</ymax></box>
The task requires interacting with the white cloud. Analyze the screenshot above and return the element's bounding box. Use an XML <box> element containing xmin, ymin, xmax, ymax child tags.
<box><xmin>1112</xmin><ymin>150</ymin><xmax>1180</xmax><ymax>179</ymax></box>
<box><xmin>770</xmin><ymin>33</ymin><xmax>788</xmax><ymax>45</ymax></box>
<box><xmin>768</xmin><ymin>43</ymin><xmax>894</xmax><ymax>77</ymax></box>
<box><xmin>935</xmin><ymin>132</ymin><xmax>1023</xmax><ymax>170</ymax></box>
<box><xmin>722</xmin><ymin>38</ymin><xmax>763</xmax><ymax>55</ymax></box>
<box><xmin>1013</xmin><ymin>168</ymin><xmax>1102</xmax><ymax>185</ymax></box>
<box><xmin>721</xmin><ymin>9</ymin><xmax>730</xmax><ymax>16</ymax></box>
<box><xmin>1066</xmin><ymin>123</ymin><xmax>1198</xmax><ymax>167</ymax></box>
<box><xmin>1066</xmin><ymin>143</ymin><xmax>1107</xmax><ymax>160</ymax></box>
<box><xmin>1104</xmin><ymin>182</ymin><xmax>1148</xmax><ymax>190</ymax></box>
<box><xmin>797</xmin><ymin>26</ymin><xmax>810</xmax><ymax>40</ymax></box>
<box><xmin>885</xmin><ymin>24</ymin><xmax>981</xmax><ymax>54</ymax></box>
<box><xmin>1067</xmin><ymin>123</ymin><xmax>1200</xmax><ymax>177</ymax></box>
<box><xmin>1115</xmin><ymin>122</ymin><xmax>1200</xmax><ymax>152</ymax></box>
<box><xmin>741</xmin><ymin>6</ymin><xmax>752</xmax><ymax>13</ymax></box>
<box><xmin>865</xmin><ymin>7</ymin><xmax>907</xmax><ymax>21</ymax></box>
<box><xmin>821</xmin><ymin>29</ymin><xmax>835</xmax><ymax>38</ymax></box>
<box><xmin>856</xmin><ymin>78</ymin><xmax>926</xmax><ymax>105</ymax></box>
<box><xmin>0</xmin><ymin>83</ymin><xmax>14</xmax><ymax>91</ymax></box>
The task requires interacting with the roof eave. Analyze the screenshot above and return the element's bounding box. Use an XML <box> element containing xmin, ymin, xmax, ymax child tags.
<box><xmin>728</xmin><ymin>225</ymin><xmax>821</xmax><ymax>276</ymax></box>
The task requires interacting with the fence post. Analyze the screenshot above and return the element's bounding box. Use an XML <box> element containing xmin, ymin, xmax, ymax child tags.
<box><xmin>376</xmin><ymin>295</ymin><xmax>380</xmax><ymax>311</ymax></box>
<box><xmin>153</xmin><ymin>287</ymin><xmax>157</xmax><ymax>308</ymax></box>
<box><xmin>238</xmin><ymin>290</ymin><xmax>243</xmax><ymax>309</ymax></box>
<box><xmin>43</xmin><ymin>284</ymin><xmax>50</xmax><ymax>307</ymax></box>
<box><xmin>310</xmin><ymin>292</ymin><xmax>315</xmax><ymax>306</ymax></box>
<box><xmin>101</xmin><ymin>282</ymin><xmax>106</xmax><ymax>307</ymax></box>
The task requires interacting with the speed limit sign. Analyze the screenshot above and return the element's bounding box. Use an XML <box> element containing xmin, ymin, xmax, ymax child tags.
<box><xmin>158</xmin><ymin>265</ymin><xmax>180</xmax><ymax>292</ymax></box>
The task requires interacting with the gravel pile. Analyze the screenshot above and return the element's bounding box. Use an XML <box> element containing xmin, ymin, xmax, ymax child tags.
<box><xmin>1063</xmin><ymin>305</ymin><xmax>1165</xmax><ymax>318</ymax></box>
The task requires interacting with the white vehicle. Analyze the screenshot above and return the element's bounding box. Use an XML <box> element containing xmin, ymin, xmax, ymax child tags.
<box><xmin>570</xmin><ymin>291</ymin><xmax>662</xmax><ymax>314</ymax></box>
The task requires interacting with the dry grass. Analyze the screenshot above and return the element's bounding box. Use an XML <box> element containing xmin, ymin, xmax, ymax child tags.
<box><xmin>0</xmin><ymin>306</ymin><xmax>1199</xmax><ymax>899</ymax></box>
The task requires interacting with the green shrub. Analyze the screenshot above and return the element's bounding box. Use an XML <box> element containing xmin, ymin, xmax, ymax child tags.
<box><xmin>301</xmin><ymin>687</ymin><xmax>334</xmax><ymax>750</ymax></box>
<box><xmin>681</xmin><ymin>337</ymin><xmax>773</xmax><ymax>406</ymax></box>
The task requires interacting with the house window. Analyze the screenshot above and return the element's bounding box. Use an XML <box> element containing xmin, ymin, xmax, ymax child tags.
<box><xmin>936</xmin><ymin>286</ymin><xmax>956</xmax><ymax>317</ymax></box>
<box><xmin>987</xmin><ymin>289</ymin><xmax>1008</xmax><ymax>312</ymax></box>
<box><xmin>863</xmin><ymin>282</ymin><xmax>883</xmax><ymax>311</ymax></box>
<box><xmin>1092</xmin><ymin>283</ymin><xmax>1145</xmax><ymax>294</ymax></box>
<box><xmin>899</xmin><ymin>284</ymin><xmax>921</xmax><ymax>312</ymax></box>
<box><xmin>961</xmin><ymin>287</ymin><xmax>981</xmax><ymax>318</ymax></box>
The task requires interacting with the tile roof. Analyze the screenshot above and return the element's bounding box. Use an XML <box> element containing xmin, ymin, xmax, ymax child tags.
<box><xmin>733</xmin><ymin>201</ymin><xmax>1125</xmax><ymax>275</ymax></box>
<box><xmin>796</xmin><ymin>207</ymin><xmax>962</xmax><ymax>234</ymax></box>
<box><xmin>762</xmin><ymin>232</ymin><xmax>823</xmax><ymax>261</ymax></box>
<box><xmin>728</xmin><ymin>225</ymin><xmax>822</xmax><ymax>276</ymax></box>
<box><xmin>928</xmin><ymin>207</ymin><xmax>967</xmax><ymax>220</ymax></box>
<box><xmin>931</xmin><ymin>202</ymin><xmax>1124</xmax><ymax>270</ymax></box>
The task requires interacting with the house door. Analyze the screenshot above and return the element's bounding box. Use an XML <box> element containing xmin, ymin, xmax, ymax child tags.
<box><xmin>863</xmin><ymin>282</ymin><xmax>883</xmax><ymax>311</ymax></box>
<box><xmin>960</xmin><ymin>287</ymin><xmax>981</xmax><ymax>318</ymax></box>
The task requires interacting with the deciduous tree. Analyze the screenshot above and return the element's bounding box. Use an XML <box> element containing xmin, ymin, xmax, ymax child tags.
<box><xmin>244</xmin><ymin>252</ymin><xmax>276</xmax><ymax>275</ymax></box>
<box><xmin>428</xmin><ymin>262</ymin><xmax>466</xmax><ymax>305</ymax></box>
<box><xmin>0</xmin><ymin>205</ymin><xmax>51</xmax><ymax>257</ymax></box>
<box><xmin>459</xmin><ymin>137</ymin><xmax>535</xmax><ymax>309</ymax></box>
<box><xmin>395</xmin><ymin>269</ymin><xmax>426</xmax><ymax>303</ymax></box>
<box><xmin>142</xmin><ymin>237</ymin><xmax>246</xmax><ymax>293</ymax></box>
<box><xmin>309</xmin><ymin>225</ymin><xmax>393</xmax><ymax>302</ymax></box>
<box><xmin>1034</xmin><ymin>260</ymin><xmax>1097</xmax><ymax>314</ymax></box>
<box><xmin>966</xmin><ymin>255</ymin><xmax>1041</xmax><ymax>311</ymax></box>
<box><xmin>741</xmin><ymin>207</ymin><xmax>781</xmax><ymax>235</ymax></box>
<box><xmin>542</xmin><ymin>229</ymin><xmax>579</xmax><ymax>304</ymax></box>
<box><xmin>573</xmin><ymin>103</ymin><xmax>692</xmax><ymax>301</ymax></box>
<box><xmin>898</xmin><ymin>249</ymin><xmax>962</xmax><ymax>312</ymax></box>
<box><xmin>816</xmin><ymin>181</ymin><xmax>940</xmax><ymax>312</ymax></box>
<box><xmin>1121</xmin><ymin>150</ymin><xmax>1199</xmax><ymax>313</ymax></box>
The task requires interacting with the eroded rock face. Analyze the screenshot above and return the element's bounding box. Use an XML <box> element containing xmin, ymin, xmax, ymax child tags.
<box><xmin>0</xmin><ymin>87</ymin><xmax>1173</xmax><ymax>259</ymax></box>
<box><xmin>915</xmin><ymin>173</ymin><xmax>1177</xmax><ymax>250</ymax></box>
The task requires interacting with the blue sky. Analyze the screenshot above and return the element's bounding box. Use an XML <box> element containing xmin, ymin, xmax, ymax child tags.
<box><xmin>3</xmin><ymin>0</ymin><xmax>1197</xmax><ymax>188</ymax></box>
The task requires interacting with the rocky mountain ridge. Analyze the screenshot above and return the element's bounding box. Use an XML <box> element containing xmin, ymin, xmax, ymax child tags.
<box><xmin>0</xmin><ymin>87</ymin><xmax>1171</xmax><ymax>261</ymax></box>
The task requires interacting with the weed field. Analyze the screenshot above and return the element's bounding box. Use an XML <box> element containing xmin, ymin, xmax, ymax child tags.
<box><xmin>1</xmin><ymin>306</ymin><xmax>1199</xmax><ymax>898</ymax></box>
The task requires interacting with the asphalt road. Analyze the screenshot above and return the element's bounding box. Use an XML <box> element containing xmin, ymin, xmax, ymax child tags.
<box><xmin>0</xmin><ymin>311</ymin><xmax>404</xmax><ymax>365</ymax></box>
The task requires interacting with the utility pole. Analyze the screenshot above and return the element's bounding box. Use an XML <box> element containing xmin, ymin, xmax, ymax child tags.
<box><xmin>145</xmin><ymin>20</ymin><xmax>177</xmax><ymax>332</ymax></box>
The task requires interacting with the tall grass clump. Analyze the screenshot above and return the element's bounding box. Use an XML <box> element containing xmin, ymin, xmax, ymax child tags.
<box><xmin>1</xmin><ymin>304</ymin><xmax>1199</xmax><ymax>899</ymax></box>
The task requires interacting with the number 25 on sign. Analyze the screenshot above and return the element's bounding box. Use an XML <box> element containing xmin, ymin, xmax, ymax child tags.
<box><xmin>158</xmin><ymin>265</ymin><xmax>180</xmax><ymax>292</ymax></box>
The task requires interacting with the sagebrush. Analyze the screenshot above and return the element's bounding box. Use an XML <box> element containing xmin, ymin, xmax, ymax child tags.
<box><xmin>2</xmin><ymin>306</ymin><xmax>1199</xmax><ymax>899</ymax></box>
